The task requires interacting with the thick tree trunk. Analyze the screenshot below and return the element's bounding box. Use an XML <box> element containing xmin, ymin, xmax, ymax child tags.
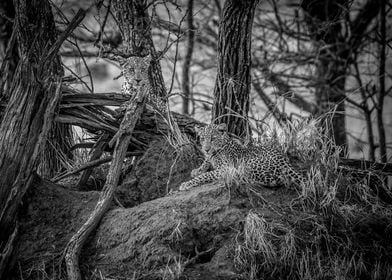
<box><xmin>0</xmin><ymin>4</ymin><xmax>61</xmax><ymax>277</ymax></box>
<box><xmin>0</xmin><ymin>2</ymin><xmax>84</xmax><ymax>278</ymax></box>
<box><xmin>212</xmin><ymin>0</ymin><xmax>258</xmax><ymax>138</ymax></box>
<box><xmin>112</xmin><ymin>0</ymin><xmax>167</xmax><ymax>103</ymax></box>
<box><xmin>0</xmin><ymin>0</ymin><xmax>18</xmax><ymax>122</ymax></box>
<box><xmin>39</xmin><ymin>123</ymin><xmax>74</xmax><ymax>178</ymax></box>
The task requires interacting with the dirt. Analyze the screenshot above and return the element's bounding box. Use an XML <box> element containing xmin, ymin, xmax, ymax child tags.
<box><xmin>14</xmin><ymin>177</ymin><xmax>294</xmax><ymax>279</ymax></box>
<box><xmin>84</xmin><ymin>183</ymin><xmax>251</xmax><ymax>279</ymax></box>
<box><xmin>14</xmin><ymin>179</ymin><xmax>100</xmax><ymax>279</ymax></box>
<box><xmin>13</xmin><ymin>139</ymin><xmax>296</xmax><ymax>279</ymax></box>
<box><xmin>116</xmin><ymin>138</ymin><xmax>202</xmax><ymax>207</ymax></box>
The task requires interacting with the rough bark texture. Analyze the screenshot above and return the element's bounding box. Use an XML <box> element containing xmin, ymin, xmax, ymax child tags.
<box><xmin>377</xmin><ymin>0</ymin><xmax>387</xmax><ymax>163</ymax></box>
<box><xmin>38</xmin><ymin>123</ymin><xmax>74</xmax><ymax>179</ymax></box>
<box><xmin>0</xmin><ymin>0</ymin><xmax>18</xmax><ymax>108</ymax></box>
<box><xmin>111</xmin><ymin>0</ymin><xmax>167</xmax><ymax>102</ymax></box>
<box><xmin>57</xmin><ymin>91</ymin><xmax>203</xmax><ymax>151</ymax></box>
<box><xmin>0</xmin><ymin>0</ymin><xmax>65</xmax><ymax>277</ymax></box>
<box><xmin>0</xmin><ymin>4</ymin><xmax>85</xmax><ymax>279</ymax></box>
<box><xmin>212</xmin><ymin>0</ymin><xmax>258</xmax><ymax>138</ymax></box>
<box><xmin>182</xmin><ymin>0</ymin><xmax>195</xmax><ymax>115</ymax></box>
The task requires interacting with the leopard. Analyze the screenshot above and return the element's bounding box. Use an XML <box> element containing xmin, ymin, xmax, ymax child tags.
<box><xmin>179</xmin><ymin>123</ymin><xmax>306</xmax><ymax>191</ymax></box>
<box><xmin>117</xmin><ymin>55</ymin><xmax>167</xmax><ymax>113</ymax></box>
<box><xmin>110</xmin><ymin>55</ymin><xmax>167</xmax><ymax>147</ymax></box>
<box><xmin>110</xmin><ymin>55</ymin><xmax>152</xmax><ymax>147</ymax></box>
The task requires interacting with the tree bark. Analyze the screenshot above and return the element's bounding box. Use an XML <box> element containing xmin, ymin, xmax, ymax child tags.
<box><xmin>0</xmin><ymin>0</ymin><xmax>18</xmax><ymax>108</ymax></box>
<box><xmin>38</xmin><ymin>123</ymin><xmax>74</xmax><ymax>178</ymax></box>
<box><xmin>377</xmin><ymin>0</ymin><xmax>387</xmax><ymax>163</ymax></box>
<box><xmin>57</xmin><ymin>92</ymin><xmax>202</xmax><ymax>147</ymax></box>
<box><xmin>111</xmin><ymin>0</ymin><xmax>167</xmax><ymax>103</ymax></box>
<box><xmin>182</xmin><ymin>0</ymin><xmax>195</xmax><ymax>115</ymax></box>
<box><xmin>212</xmin><ymin>0</ymin><xmax>258</xmax><ymax>138</ymax></box>
<box><xmin>0</xmin><ymin>1</ymin><xmax>61</xmax><ymax>277</ymax></box>
<box><xmin>0</xmin><ymin>2</ymin><xmax>85</xmax><ymax>277</ymax></box>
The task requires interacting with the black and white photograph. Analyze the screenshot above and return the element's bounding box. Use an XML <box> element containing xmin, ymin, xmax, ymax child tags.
<box><xmin>0</xmin><ymin>0</ymin><xmax>391</xmax><ymax>279</ymax></box>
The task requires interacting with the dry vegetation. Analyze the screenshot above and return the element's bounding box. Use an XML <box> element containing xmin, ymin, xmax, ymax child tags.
<box><xmin>229</xmin><ymin>118</ymin><xmax>392</xmax><ymax>280</ymax></box>
<box><xmin>11</xmin><ymin>117</ymin><xmax>392</xmax><ymax>280</ymax></box>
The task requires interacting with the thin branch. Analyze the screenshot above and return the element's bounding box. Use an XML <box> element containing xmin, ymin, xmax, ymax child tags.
<box><xmin>52</xmin><ymin>152</ymin><xmax>142</xmax><ymax>183</ymax></box>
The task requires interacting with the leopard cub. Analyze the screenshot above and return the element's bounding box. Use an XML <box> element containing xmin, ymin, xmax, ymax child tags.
<box><xmin>179</xmin><ymin>123</ymin><xmax>305</xmax><ymax>191</ymax></box>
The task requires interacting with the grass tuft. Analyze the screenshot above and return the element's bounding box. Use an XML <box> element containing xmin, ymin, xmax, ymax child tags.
<box><xmin>231</xmin><ymin>117</ymin><xmax>392</xmax><ymax>280</ymax></box>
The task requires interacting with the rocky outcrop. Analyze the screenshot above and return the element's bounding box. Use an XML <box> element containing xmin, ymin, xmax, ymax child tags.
<box><xmin>85</xmin><ymin>183</ymin><xmax>249</xmax><ymax>279</ymax></box>
<box><xmin>116</xmin><ymin>138</ymin><xmax>202</xmax><ymax>207</ymax></box>
<box><xmin>14</xmin><ymin>178</ymin><xmax>263</xmax><ymax>279</ymax></box>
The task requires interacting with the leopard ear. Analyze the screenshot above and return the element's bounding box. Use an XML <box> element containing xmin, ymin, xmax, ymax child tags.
<box><xmin>217</xmin><ymin>123</ymin><xmax>227</xmax><ymax>131</ymax></box>
<box><xmin>114</xmin><ymin>56</ymin><xmax>126</xmax><ymax>66</ymax></box>
<box><xmin>194</xmin><ymin>126</ymin><xmax>203</xmax><ymax>135</ymax></box>
<box><xmin>143</xmin><ymin>54</ymin><xmax>152</xmax><ymax>64</ymax></box>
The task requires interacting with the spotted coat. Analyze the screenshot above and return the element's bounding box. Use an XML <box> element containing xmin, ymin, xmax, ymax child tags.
<box><xmin>118</xmin><ymin>55</ymin><xmax>166</xmax><ymax>113</ymax></box>
<box><xmin>179</xmin><ymin>123</ymin><xmax>305</xmax><ymax>191</ymax></box>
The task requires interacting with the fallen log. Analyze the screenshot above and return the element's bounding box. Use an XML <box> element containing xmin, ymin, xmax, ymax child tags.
<box><xmin>57</xmin><ymin>91</ymin><xmax>203</xmax><ymax>152</ymax></box>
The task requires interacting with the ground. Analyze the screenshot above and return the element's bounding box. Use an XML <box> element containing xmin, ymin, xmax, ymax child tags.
<box><xmin>12</xmin><ymin>137</ymin><xmax>392</xmax><ymax>280</ymax></box>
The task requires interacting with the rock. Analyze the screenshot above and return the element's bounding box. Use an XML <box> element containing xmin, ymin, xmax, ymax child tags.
<box><xmin>84</xmin><ymin>183</ymin><xmax>249</xmax><ymax>279</ymax></box>
<box><xmin>14</xmin><ymin>179</ymin><xmax>100</xmax><ymax>279</ymax></box>
<box><xmin>14</xmin><ymin>178</ymin><xmax>257</xmax><ymax>279</ymax></box>
<box><xmin>116</xmin><ymin>138</ymin><xmax>202</xmax><ymax>207</ymax></box>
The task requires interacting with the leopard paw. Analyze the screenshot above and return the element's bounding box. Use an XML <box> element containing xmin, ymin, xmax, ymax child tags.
<box><xmin>191</xmin><ymin>169</ymin><xmax>201</xmax><ymax>178</ymax></box>
<box><xmin>179</xmin><ymin>181</ymin><xmax>194</xmax><ymax>191</ymax></box>
<box><xmin>167</xmin><ymin>189</ymin><xmax>180</xmax><ymax>196</ymax></box>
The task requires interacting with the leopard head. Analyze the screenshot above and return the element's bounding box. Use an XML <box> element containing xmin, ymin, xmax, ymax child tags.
<box><xmin>119</xmin><ymin>55</ymin><xmax>151</xmax><ymax>95</ymax></box>
<box><xmin>196</xmin><ymin>123</ymin><xmax>229</xmax><ymax>154</ymax></box>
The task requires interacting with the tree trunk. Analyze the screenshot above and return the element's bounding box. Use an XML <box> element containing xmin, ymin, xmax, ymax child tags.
<box><xmin>112</xmin><ymin>0</ymin><xmax>167</xmax><ymax>104</ymax></box>
<box><xmin>0</xmin><ymin>0</ymin><xmax>18</xmax><ymax>121</ymax></box>
<box><xmin>315</xmin><ymin>59</ymin><xmax>347</xmax><ymax>147</ymax></box>
<box><xmin>377</xmin><ymin>0</ymin><xmax>387</xmax><ymax>163</ymax></box>
<box><xmin>38</xmin><ymin>123</ymin><xmax>74</xmax><ymax>178</ymax></box>
<box><xmin>212</xmin><ymin>0</ymin><xmax>258</xmax><ymax>138</ymax></box>
<box><xmin>0</xmin><ymin>0</ymin><xmax>61</xmax><ymax>276</ymax></box>
<box><xmin>0</xmin><ymin>2</ymin><xmax>84</xmax><ymax>277</ymax></box>
<box><xmin>301</xmin><ymin>0</ymin><xmax>380</xmax><ymax>149</ymax></box>
<box><xmin>301</xmin><ymin>0</ymin><xmax>348</xmax><ymax>147</ymax></box>
<box><xmin>182</xmin><ymin>0</ymin><xmax>195</xmax><ymax>115</ymax></box>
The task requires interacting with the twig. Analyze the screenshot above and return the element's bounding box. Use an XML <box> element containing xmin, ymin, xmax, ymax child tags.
<box><xmin>52</xmin><ymin>152</ymin><xmax>142</xmax><ymax>182</ymax></box>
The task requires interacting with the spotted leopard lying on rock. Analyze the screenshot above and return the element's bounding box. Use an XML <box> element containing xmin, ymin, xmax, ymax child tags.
<box><xmin>179</xmin><ymin>123</ymin><xmax>305</xmax><ymax>191</ymax></box>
